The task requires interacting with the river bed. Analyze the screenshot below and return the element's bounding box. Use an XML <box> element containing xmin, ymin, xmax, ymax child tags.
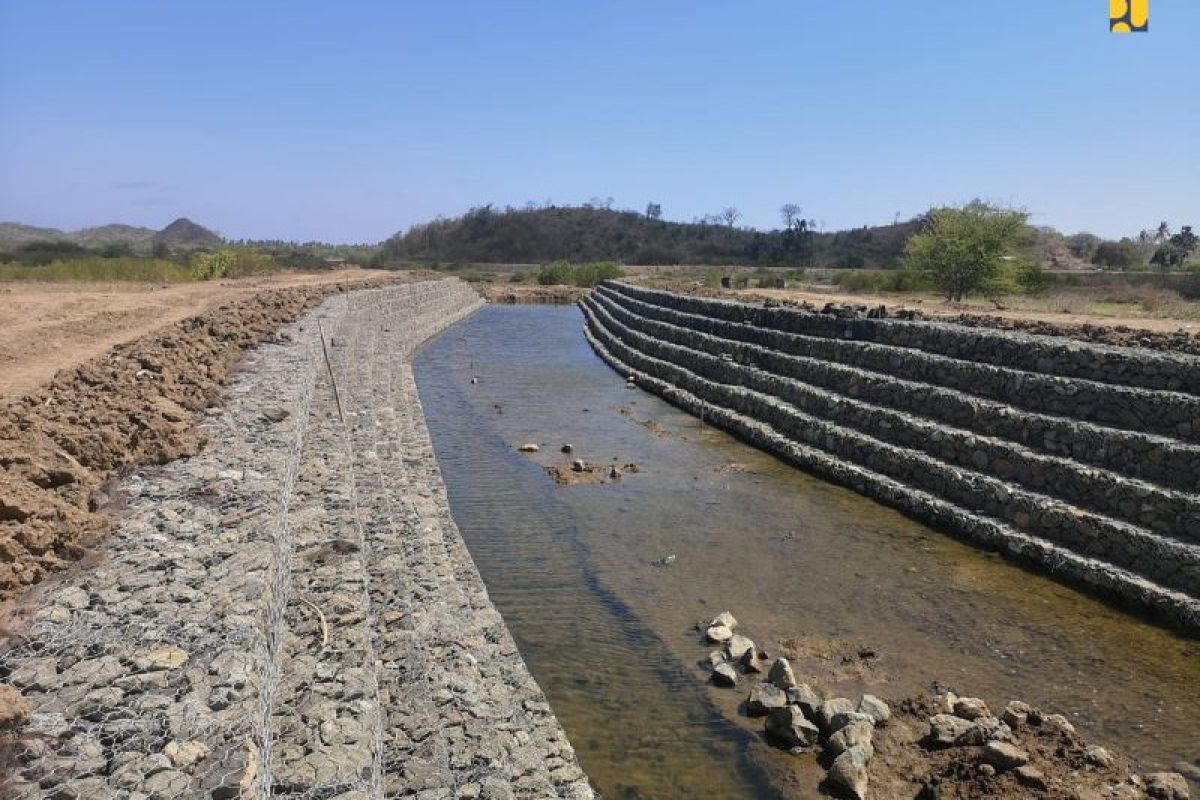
<box><xmin>413</xmin><ymin>304</ymin><xmax>1200</xmax><ymax>799</ymax></box>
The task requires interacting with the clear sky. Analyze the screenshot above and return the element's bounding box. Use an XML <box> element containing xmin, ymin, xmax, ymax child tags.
<box><xmin>1</xmin><ymin>1</ymin><xmax>1196</xmax><ymax>242</ymax></box>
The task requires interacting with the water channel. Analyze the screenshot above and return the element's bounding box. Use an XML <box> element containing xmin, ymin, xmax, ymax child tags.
<box><xmin>413</xmin><ymin>304</ymin><xmax>1200</xmax><ymax>800</ymax></box>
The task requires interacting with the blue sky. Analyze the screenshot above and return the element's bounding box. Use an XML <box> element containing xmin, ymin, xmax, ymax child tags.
<box><xmin>1</xmin><ymin>1</ymin><xmax>1196</xmax><ymax>242</ymax></box>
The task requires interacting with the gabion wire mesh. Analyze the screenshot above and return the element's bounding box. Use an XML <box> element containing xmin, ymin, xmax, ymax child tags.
<box><xmin>1</xmin><ymin>280</ymin><xmax>591</xmax><ymax>800</ymax></box>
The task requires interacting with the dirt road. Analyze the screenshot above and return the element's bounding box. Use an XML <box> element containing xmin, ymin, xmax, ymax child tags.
<box><xmin>0</xmin><ymin>268</ymin><xmax>402</xmax><ymax>398</ymax></box>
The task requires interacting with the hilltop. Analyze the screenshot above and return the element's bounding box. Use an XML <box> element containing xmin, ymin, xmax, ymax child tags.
<box><xmin>0</xmin><ymin>217</ymin><xmax>219</xmax><ymax>251</ymax></box>
<box><xmin>376</xmin><ymin>205</ymin><xmax>922</xmax><ymax>268</ymax></box>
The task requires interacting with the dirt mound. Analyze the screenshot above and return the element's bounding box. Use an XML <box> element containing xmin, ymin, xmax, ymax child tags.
<box><xmin>870</xmin><ymin>693</ymin><xmax>1162</xmax><ymax>800</ymax></box>
<box><xmin>0</xmin><ymin>278</ymin><xmax>407</xmax><ymax>603</ymax></box>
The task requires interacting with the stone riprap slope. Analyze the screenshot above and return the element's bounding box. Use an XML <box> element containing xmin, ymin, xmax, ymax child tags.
<box><xmin>0</xmin><ymin>280</ymin><xmax>594</xmax><ymax>800</ymax></box>
<box><xmin>581</xmin><ymin>281</ymin><xmax>1200</xmax><ymax>634</ymax></box>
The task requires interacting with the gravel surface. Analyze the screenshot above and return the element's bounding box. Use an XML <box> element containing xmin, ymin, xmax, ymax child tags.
<box><xmin>0</xmin><ymin>280</ymin><xmax>594</xmax><ymax>800</ymax></box>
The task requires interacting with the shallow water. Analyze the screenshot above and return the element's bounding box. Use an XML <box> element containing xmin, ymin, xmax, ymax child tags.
<box><xmin>414</xmin><ymin>305</ymin><xmax>1200</xmax><ymax>799</ymax></box>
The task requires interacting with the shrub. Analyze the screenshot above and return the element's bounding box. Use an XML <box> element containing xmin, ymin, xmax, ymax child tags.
<box><xmin>0</xmin><ymin>258</ymin><xmax>194</xmax><ymax>282</ymax></box>
<box><xmin>536</xmin><ymin>260</ymin><xmax>625</xmax><ymax>287</ymax></box>
<box><xmin>905</xmin><ymin>202</ymin><xmax>1029</xmax><ymax>300</ymax></box>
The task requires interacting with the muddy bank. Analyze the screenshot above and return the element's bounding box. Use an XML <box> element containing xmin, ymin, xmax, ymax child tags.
<box><xmin>0</xmin><ymin>275</ymin><xmax>424</xmax><ymax>602</ymax></box>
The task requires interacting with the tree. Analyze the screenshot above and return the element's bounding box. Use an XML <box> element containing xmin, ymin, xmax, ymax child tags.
<box><xmin>151</xmin><ymin>240</ymin><xmax>171</xmax><ymax>259</ymax></box>
<box><xmin>645</xmin><ymin>202</ymin><xmax>662</xmax><ymax>221</ymax></box>
<box><xmin>1064</xmin><ymin>232</ymin><xmax>1101</xmax><ymax>261</ymax></box>
<box><xmin>1151</xmin><ymin>225</ymin><xmax>1199</xmax><ymax>269</ymax></box>
<box><xmin>720</xmin><ymin>207</ymin><xmax>741</xmax><ymax>228</ymax></box>
<box><xmin>780</xmin><ymin>203</ymin><xmax>803</xmax><ymax>230</ymax></box>
<box><xmin>904</xmin><ymin>202</ymin><xmax>1028</xmax><ymax>301</ymax></box>
<box><xmin>1092</xmin><ymin>238</ymin><xmax>1146</xmax><ymax>270</ymax></box>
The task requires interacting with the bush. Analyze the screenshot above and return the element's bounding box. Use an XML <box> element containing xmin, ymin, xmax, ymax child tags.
<box><xmin>190</xmin><ymin>249</ymin><xmax>279</xmax><ymax>280</ymax></box>
<box><xmin>1092</xmin><ymin>239</ymin><xmax>1145</xmax><ymax>270</ymax></box>
<box><xmin>536</xmin><ymin>260</ymin><xmax>625</xmax><ymax>287</ymax></box>
<box><xmin>833</xmin><ymin>268</ymin><xmax>928</xmax><ymax>293</ymax></box>
<box><xmin>509</xmin><ymin>272</ymin><xmax>527</xmax><ymax>283</ymax></box>
<box><xmin>0</xmin><ymin>258</ymin><xmax>194</xmax><ymax>282</ymax></box>
<box><xmin>905</xmin><ymin>202</ymin><xmax>1028</xmax><ymax>300</ymax></box>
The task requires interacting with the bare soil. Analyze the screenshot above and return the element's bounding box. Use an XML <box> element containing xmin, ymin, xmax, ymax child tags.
<box><xmin>0</xmin><ymin>268</ymin><xmax>404</xmax><ymax>398</ymax></box>
<box><xmin>477</xmin><ymin>284</ymin><xmax>588</xmax><ymax>304</ymax></box>
<box><xmin>0</xmin><ymin>270</ymin><xmax>425</xmax><ymax>603</ymax></box>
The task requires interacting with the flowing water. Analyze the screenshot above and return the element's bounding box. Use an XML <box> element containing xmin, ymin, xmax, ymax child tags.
<box><xmin>413</xmin><ymin>305</ymin><xmax>1200</xmax><ymax>800</ymax></box>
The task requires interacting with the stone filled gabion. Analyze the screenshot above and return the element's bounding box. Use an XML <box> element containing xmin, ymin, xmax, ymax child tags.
<box><xmin>581</xmin><ymin>281</ymin><xmax>1200</xmax><ymax>634</ymax></box>
<box><xmin>0</xmin><ymin>280</ymin><xmax>594</xmax><ymax>800</ymax></box>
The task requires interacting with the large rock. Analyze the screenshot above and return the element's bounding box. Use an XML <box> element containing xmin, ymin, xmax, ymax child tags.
<box><xmin>726</xmin><ymin>634</ymin><xmax>755</xmax><ymax>662</ymax></box>
<box><xmin>826</xmin><ymin>744</ymin><xmax>872</xmax><ymax>800</ymax></box>
<box><xmin>928</xmin><ymin>713</ymin><xmax>980</xmax><ymax>748</ymax></box>
<box><xmin>765</xmin><ymin>705</ymin><xmax>820</xmax><ymax>749</ymax></box>
<box><xmin>952</xmin><ymin>696</ymin><xmax>991</xmax><ymax>721</ymax></box>
<box><xmin>710</xmin><ymin>611</ymin><xmax>738</xmax><ymax>630</ymax></box>
<box><xmin>1144</xmin><ymin>772</ymin><xmax>1190</xmax><ymax>800</ymax></box>
<box><xmin>788</xmin><ymin>683</ymin><xmax>823</xmax><ymax>722</ymax></box>
<box><xmin>826</xmin><ymin>719</ymin><xmax>875</xmax><ymax>759</ymax></box>
<box><xmin>857</xmin><ymin>694</ymin><xmax>891</xmax><ymax>725</ymax></box>
<box><xmin>705</xmin><ymin>625</ymin><xmax>734</xmax><ymax>644</ymax></box>
<box><xmin>746</xmin><ymin>682</ymin><xmax>788</xmax><ymax>717</ymax></box>
<box><xmin>767</xmin><ymin>658</ymin><xmax>797</xmax><ymax>690</ymax></box>
<box><xmin>982</xmin><ymin>741</ymin><xmax>1029</xmax><ymax>771</ymax></box>
<box><xmin>711</xmin><ymin>663</ymin><xmax>738</xmax><ymax>688</ymax></box>
<box><xmin>817</xmin><ymin>698</ymin><xmax>857</xmax><ymax>732</ymax></box>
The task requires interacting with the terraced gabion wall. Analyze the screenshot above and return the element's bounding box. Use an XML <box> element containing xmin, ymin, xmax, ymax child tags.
<box><xmin>580</xmin><ymin>281</ymin><xmax>1200</xmax><ymax>634</ymax></box>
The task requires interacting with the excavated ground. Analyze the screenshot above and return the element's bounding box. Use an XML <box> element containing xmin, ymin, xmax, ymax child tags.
<box><xmin>0</xmin><ymin>280</ymin><xmax>593</xmax><ymax>798</ymax></box>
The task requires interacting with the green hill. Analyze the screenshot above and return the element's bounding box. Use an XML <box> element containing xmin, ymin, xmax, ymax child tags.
<box><xmin>376</xmin><ymin>205</ymin><xmax>920</xmax><ymax>268</ymax></box>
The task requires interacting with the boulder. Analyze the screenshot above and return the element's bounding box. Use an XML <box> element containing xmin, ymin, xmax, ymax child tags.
<box><xmin>857</xmin><ymin>694</ymin><xmax>890</xmax><ymax>725</ymax></box>
<box><xmin>767</xmin><ymin>658</ymin><xmax>797</xmax><ymax>690</ymax></box>
<box><xmin>982</xmin><ymin>741</ymin><xmax>1029</xmax><ymax>771</ymax></box>
<box><xmin>787</xmin><ymin>683</ymin><xmax>822</xmax><ymax>722</ymax></box>
<box><xmin>710</xmin><ymin>611</ymin><xmax>738</xmax><ymax>630</ymax></box>
<box><xmin>827</xmin><ymin>744</ymin><xmax>872</xmax><ymax>800</ymax></box>
<box><xmin>726</xmin><ymin>634</ymin><xmax>755</xmax><ymax>662</ymax></box>
<box><xmin>705</xmin><ymin>625</ymin><xmax>734</xmax><ymax>644</ymax></box>
<box><xmin>829</xmin><ymin>711</ymin><xmax>876</xmax><ymax>736</ymax></box>
<box><xmin>765</xmin><ymin>705</ymin><xmax>820</xmax><ymax>749</ymax></box>
<box><xmin>1014</xmin><ymin>765</ymin><xmax>1048</xmax><ymax>790</ymax></box>
<box><xmin>711</xmin><ymin>663</ymin><xmax>738</xmax><ymax>688</ymax></box>
<box><xmin>517</xmin><ymin>443</ymin><xmax>539</xmax><ymax>453</ymax></box>
<box><xmin>1144</xmin><ymin>773</ymin><xmax>1190</xmax><ymax>800</ymax></box>
<box><xmin>746</xmin><ymin>682</ymin><xmax>788</xmax><ymax>717</ymax></box>
<box><xmin>1002</xmin><ymin>700</ymin><xmax>1032</xmax><ymax>728</ymax></box>
<box><xmin>740</xmin><ymin>646</ymin><xmax>762</xmax><ymax>672</ymax></box>
<box><xmin>952</xmin><ymin>696</ymin><xmax>991</xmax><ymax>721</ymax></box>
<box><xmin>571</xmin><ymin>459</ymin><xmax>586</xmax><ymax>472</ymax></box>
<box><xmin>1043</xmin><ymin>713</ymin><xmax>1076</xmax><ymax>734</ymax></box>
<box><xmin>826</xmin><ymin>719</ymin><xmax>875</xmax><ymax>759</ymax></box>
<box><xmin>1085</xmin><ymin>746</ymin><xmax>1114</xmax><ymax>768</ymax></box>
<box><xmin>928</xmin><ymin>714</ymin><xmax>978</xmax><ymax>748</ymax></box>
<box><xmin>705</xmin><ymin>651</ymin><xmax>726</xmax><ymax>669</ymax></box>
<box><xmin>817</xmin><ymin>698</ymin><xmax>857</xmax><ymax>732</ymax></box>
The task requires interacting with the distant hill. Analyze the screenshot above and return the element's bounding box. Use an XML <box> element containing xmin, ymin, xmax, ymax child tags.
<box><xmin>0</xmin><ymin>218</ymin><xmax>219</xmax><ymax>252</ymax></box>
<box><xmin>376</xmin><ymin>205</ymin><xmax>920</xmax><ymax>268</ymax></box>
<box><xmin>153</xmin><ymin>217</ymin><xmax>221</xmax><ymax>246</ymax></box>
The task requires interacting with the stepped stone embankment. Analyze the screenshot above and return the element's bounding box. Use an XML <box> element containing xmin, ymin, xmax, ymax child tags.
<box><xmin>581</xmin><ymin>281</ymin><xmax>1200</xmax><ymax>635</ymax></box>
<box><xmin>0</xmin><ymin>280</ymin><xmax>594</xmax><ymax>799</ymax></box>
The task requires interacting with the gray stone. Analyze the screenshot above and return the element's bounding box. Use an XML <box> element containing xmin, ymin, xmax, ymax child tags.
<box><xmin>817</xmin><ymin>697</ymin><xmax>856</xmax><ymax>732</ymax></box>
<box><xmin>765</xmin><ymin>705</ymin><xmax>820</xmax><ymax>749</ymax></box>
<box><xmin>928</xmin><ymin>713</ymin><xmax>978</xmax><ymax>748</ymax></box>
<box><xmin>1144</xmin><ymin>772</ymin><xmax>1190</xmax><ymax>800</ymax></box>
<box><xmin>767</xmin><ymin>657</ymin><xmax>797</xmax><ymax>690</ymax></box>
<box><xmin>1085</xmin><ymin>745</ymin><xmax>1114</xmax><ymax>768</ymax></box>
<box><xmin>726</xmin><ymin>634</ymin><xmax>755</xmax><ymax>662</ymax></box>
<box><xmin>857</xmin><ymin>694</ymin><xmax>891</xmax><ymax>725</ymax></box>
<box><xmin>711</xmin><ymin>663</ymin><xmax>739</xmax><ymax>687</ymax></box>
<box><xmin>826</xmin><ymin>718</ymin><xmax>875</xmax><ymax>758</ymax></box>
<box><xmin>787</xmin><ymin>683</ymin><xmax>822</xmax><ymax>722</ymax></box>
<box><xmin>705</xmin><ymin>624</ymin><xmax>734</xmax><ymax>644</ymax></box>
<box><xmin>1014</xmin><ymin>765</ymin><xmax>1048</xmax><ymax>790</ymax></box>
<box><xmin>57</xmin><ymin>586</ymin><xmax>90</xmax><ymax>609</ymax></box>
<box><xmin>826</xmin><ymin>744</ymin><xmax>872</xmax><ymax>800</ymax></box>
<box><xmin>710</xmin><ymin>610</ymin><xmax>738</xmax><ymax>630</ymax></box>
<box><xmin>952</xmin><ymin>696</ymin><xmax>991</xmax><ymax>721</ymax></box>
<box><xmin>746</xmin><ymin>682</ymin><xmax>788</xmax><ymax>717</ymax></box>
<box><xmin>982</xmin><ymin>741</ymin><xmax>1029</xmax><ymax>771</ymax></box>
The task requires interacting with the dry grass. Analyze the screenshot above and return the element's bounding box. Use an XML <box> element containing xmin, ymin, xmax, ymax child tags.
<box><xmin>0</xmin><ymin>258</ymin><xmax>194</xmax><ymax>283</ymax></box>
